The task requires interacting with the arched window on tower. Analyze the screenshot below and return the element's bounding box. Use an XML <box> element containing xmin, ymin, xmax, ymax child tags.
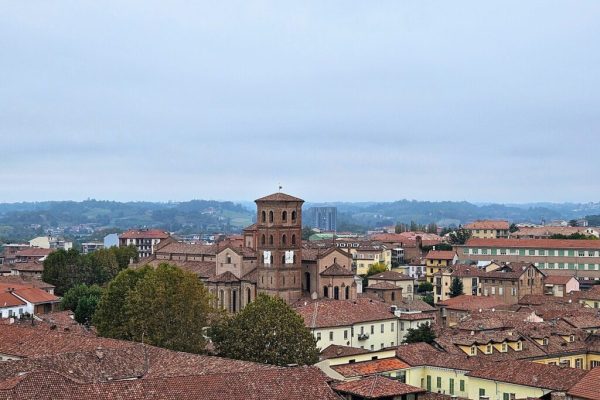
<box><xmin>293</xmin><ymin>254</ymin><xmax>297</xmax><ymax>263</ymax></box>
<box><xmin>270</xmin><ymin>254</ymin><xmax>273</xmax><ymax>264</ymax></box>
<box><xmin>323</xmin><ymin>286</ymin><xmax>329</xmax><ymax>298</ymax></box>
<box><xmin>291</xmin><ymin>210</ymin><xmax>297</xmax><ymax>221</ymax></box>
<box><xmin>281</xmin><ymin>254</ymin><xmax>286</xmax><ymax>264</ymax></box>
<box><xmin>291</xmin><ymin>234</ymin><xmax>296</xmax><ymax>245</ymax></box>
<box><xmin>282</xmin><ymin>211</ymin><xmax>287</xmax><ymax>221</ymax></box>
<box><xmin>345</xmin><ymin>286</ymin><xmax>350</xmax><ymax>299</ymax></box>
<box><xmin>269</xmin><ymin>235</ymin><xmax>274</xmax><ymax>245</ymax></box>
<box><xmin>269</xmin><ymin>211</ymin><xmax>274</xmax><ymax>223</ymax></box>
<box><xmin>247</xmin><ymin>288</ymin><xmax>251</xmax><ymax>306</ymax></box>
<box><xmin>261</xmin><ymin>211</ymin><xmax>266</xmax><ymax>223</ymax></box>
<box><xmin>282</xmin><ymin>234</ymin><xmax>287</xmax><ymax>245</ymax></box>
<box><xmin>334</xmin><ymin>286</ymin><xmax>340</xmax><ymax>300</ymax></box>
<box><xmin>261</xmin><ymin>235</ymin><xmax>266</xmax><ymax>245</ymax></box>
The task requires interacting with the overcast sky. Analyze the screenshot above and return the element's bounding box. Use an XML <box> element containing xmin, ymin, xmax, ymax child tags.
<box><xmin>1</xmin><ymin>1</ymin><xmax>599</xmax><ymax>203</ymax></box>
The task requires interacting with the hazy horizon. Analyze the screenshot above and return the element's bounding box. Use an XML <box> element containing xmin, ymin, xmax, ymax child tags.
<box><xmin>2</xmin><ymin>1</ymin><xmax>599</xmax><ymax>203</ymax></box>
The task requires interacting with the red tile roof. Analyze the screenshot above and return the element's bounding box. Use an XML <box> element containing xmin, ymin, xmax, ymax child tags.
<box><xmin>0</xmin><ymin>367</ymin><xmax>338</xmax><ymax>400</ymax></box>
<box><xmin>369</xmin><ymin>271</ymin><xmax>414</xmax><ymax>281</ymax></box>
<box><xmin>0</xmin><ymin>293</ymin><xmax>25</xmax><ymax>308</ymax></box>
<box><xmin>331</xmin><ymin>358</ymin><xmax>410</xmax><ymax>378</ymax></box>
<box><xmin>12</xmin><ymin>288</ymin><xmax>59</xmax><ymax>304</ymax></box>
<box><xmin>568</xmin><ymin>367</ymin><xmax>600</xmax><ymax>400</ymax></box>
<box><xmin>332</xmin><ymin>375</ymin><xmax>424</xmax><ymax>398</ymax></box>
<box><xmin>466</xmin><ymin>360</ymin><xmax>588</xmax><ymax>391</ymax></box>
<box><xmin>10</xmin><ymin>261</ymin><xmax>44</xmax><ymax>272</ymax></box>
<box><xmin>320</xmin><ymin>263</ymin><xmax>354</xmax><ymax>276</ymax></box>
<box><xmin>15</xmin><ymin>248</ymin><xmax>53</xmax><ymax>257</ymax></box>
<box><xmin>255</xmin><ymin>192</ymin><xmax>304</xmax><ymax>202</ymax></box>
<box><xmin>294</xmin><ymin>298</ymin><xmax>396</xmax><ymax>328</ymax></box>
<box><xmin>437</xmin><ymin>295</ymin><xmax>505</xmax><ymax>311</ymax></box>
<box><xmin>319</xmin><ymin>344</ymin><xmax>371</xmax><ymax>360</ymax></box>
<box><xmin>119</xmin><ymin>229</ymin><xmax>170</xmax><ymax>239</ymax></box>
<box><xmin>464</xmin><ymin>220</ymin><xmax>509</xmax><ymax>230</ymax></box>
<box><xmin>544</xmin><ymin>275</ymin><xmax>575</xmax><ymax>285</ymax></box>
<box><xmin>464</xmin><ymin>238</ymin><xmax>600</xmax><ymax>249</ymax></box>
<box><xmin>366</xmin><ymin>282</ymin><xmax>399</xmax><ymax>290</ymax></box>
<box><xmin>425</xmin><ymin>250</ymin><xmax>456</xmax><ymax>260</ymax></box>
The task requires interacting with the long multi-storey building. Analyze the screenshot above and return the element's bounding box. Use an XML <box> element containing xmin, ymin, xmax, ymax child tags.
<box><xmin>456</xmin><ymin>238</ymin><xmax>600</xmax><ymax>282</ymax></box>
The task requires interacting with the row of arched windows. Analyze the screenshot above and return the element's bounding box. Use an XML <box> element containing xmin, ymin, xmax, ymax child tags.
<box><xmin>261</xmin><ymin>210</ymin><xmax>297</xmax><ymax>223</ymax></box>
<box><xmin>260</xmin><ymin>233</ymin><xmax>296</xmax><ymax>246</ymax></box>
<box><xmin>323</xmin><ymin>285</ymin><xmax>351</xmax><ymax>300</ymax></box>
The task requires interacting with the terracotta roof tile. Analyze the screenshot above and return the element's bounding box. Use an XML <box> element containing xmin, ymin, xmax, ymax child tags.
<box><xmin>255</xmin><ymin>192</ymin><xmax>304</xmax><ymax>202</ymax></box>
<box><xmin>369</xmin><ymin>271</ymin><xmax>414</xmax><ymax>281</ymax></box>
<box><xmin>294</xmin><ymin>298</ymin><xmax>396</xmax><ymax>328</ymax></box>
<box><xmin>544</xmin><ymin>275</ymin><xmax>575</xmax><ymax>285</ymax></box>
<box><xmin>319</xmin><ymin>344</ymin><xmax>371</xmax><ymax>360</ymax></box>
<box><xmin>332</xmin><ymin>375</ymin><xmax>424</xmax><ymax>398</ymax></box>
<box><xmin>466</xmin><ymin>360</ymin><xmax>588</xmax><ymax>391</ymax></box>
<box><xmin>464</xmin><ymin>238</ymin><xmax>600</xmax><ymax>249</ymax></box>
<box><xmin>331</xmin><ymin>358</ymin><xmax>410</xmax><ymax>378</ymax></box>
<box><xmin>437</xmin><ymin>295</ymin><xmax>505</xmax><ymax>311</ymax></box>
<box><xmin>464</xmin><ymin>220</ymin><xmax>509</xmax><ymax>230</ymax></box>
<box><xmin>568</xmin><ymin>367</ymin><xmax>600</xmax><ymax>400</ymax></box>
<box><xmin>13</xmin><ymin>288</ymin><xmax>59</xmax><ymax>304</ymax></box>
<box><xmin>425</xmin><ymin>250</ymin><xmax>456</xmax><ymax>260</ymax></box>
<box><xmin>0</xmin><ymin>292</ymin><xmax>26</xmax><ymax>308</ymax></box>
<box><xmin>320</xmin><ymin>263</ymin><xmax>354</xmax><ymax>276</ymax></box>
<box><xmin>119</xmin><ymin>229</ymin><xmax>170</xmax><ymax>239</ymax></box>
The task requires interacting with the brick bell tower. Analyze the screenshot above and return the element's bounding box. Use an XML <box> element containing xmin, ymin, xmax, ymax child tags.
<box><xmin>255</xmin><ymin>192</ymin><xmax>304</xmax><ymax>304</ymax></box>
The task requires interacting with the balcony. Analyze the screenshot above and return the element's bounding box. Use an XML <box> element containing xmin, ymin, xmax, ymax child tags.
<box><xmin>357</xmin><ymin>333</ymin><xmax>370</xmax><ymax>341</ymax></box>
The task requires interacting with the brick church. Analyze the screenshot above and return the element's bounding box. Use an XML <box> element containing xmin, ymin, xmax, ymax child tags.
<box><xmin>145</xmin><ymin>192</ymin><xmax>358</xmax><ymax>312</ymax></box>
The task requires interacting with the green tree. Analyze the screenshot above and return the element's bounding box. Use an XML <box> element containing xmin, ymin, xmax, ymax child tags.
<box><xmin>94</xmin><ymin>266</ymin><xmax>152</xmax><ymax>340</ymax></box>
<box><xmin>61</xmin><ymin>284</ymin><xmax>103</xmax><ymax>313</ymax></box>
<box><xmin>301</xmin><ymin>226</ymin><xmax>315</xmax><ymax>240</ymax></box>
<box><xmin>569</xmin><ymin>219</ymin><xmax>578</xmax><ymax>227</ymax></box>
<box><xmin>75</xmin><ymin>294</ymin><xmax>101</xmax><ymax>325</ymax></box>
<box><xmin>94</xmin><ymin>264</ymin><xmax>212</xmax><ymax>354</ymax></box>
<box><xmin>211</xmin><ymin>294</ymin><xmax>319</xmax><ymax>366</ymax></box>
<box><xmin>448</xmin><ymin>228</ymin><xmax>471</xmax><ymax>245</ymax></box>
<box><xmin>417</xmin><ymin>281</ymin><xmax>433</xmax><ymax>293</ymax></box>
<box><xmin>366</xmin><ymin>262</ymin><xmax>388</xmax><ymax>277</ymax></box>
<box><xmin>509</xmin><ymin>223</ymin><xmax>518</xmax><ymax>233</ymax></box>
<box><xmin>42</xmin><ymin>248</ymin><xmax>82</xmax><ymax>295</ymax></box>
<box><xmin>403</xmin><ymin>322</ymin><xmax>436</xmax><ymax>344</ymax></box>
<box><xmin>422</xmin><ymin>293</ymin><xmax>434</xmax><ymax>306</ymax></box>
<box><xmin>449</xmin><ymin>277</ymin><xmax>464</xmax><ymax>298</ymax></box>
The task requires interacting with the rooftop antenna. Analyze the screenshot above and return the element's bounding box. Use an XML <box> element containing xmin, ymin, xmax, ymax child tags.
<box><xmin>278</xmin><ymin>184</ymin><xmax>283</xmax><ymax>192</ymax></box>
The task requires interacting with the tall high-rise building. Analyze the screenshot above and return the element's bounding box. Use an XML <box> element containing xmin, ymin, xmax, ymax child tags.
<box><xmin>255</xmin><ymin>192</ymin><xmax>304</xmax><ymax>304</ymax></box>
<box><xmin>307</xmin><ymin>206</ymin><xmax>337</xmax><ymax>231</ymax></box>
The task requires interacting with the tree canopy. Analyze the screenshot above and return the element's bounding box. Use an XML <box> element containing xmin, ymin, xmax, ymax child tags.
<box><xmin>94</xmin><ymin>263</ymin><xmax>213</xmax><ymax>354</ymax></box>
<box><xmin>42</xmin><ymin>246</ymin><xmax>138</xmax><ymax>295</ymax></box>
<box><xmin>211</xmin><ymin>294</ymin><xmax>319</xmax><ymax>366</ymax></box>
<box><xmin>449</xmin><ymin>277</ymin><xmax>464</xmax><ymax>298</ymax></box>
<box><xmin>403</xmin><ymin>322</ymin><xmax>436</xmax><ymax>344</ymax></box>
<box><xmin>61</xmin><ymin>284</ymin><xmax>103</xmax><ymax>324</ymax></box>
<box><xmin>366</xmin><ymin>262</ymin><xmax>388</xmax><ymax>277</ymax></box>
<box><xmin>448</xmin><ymin>228</ymin><xmax>472</xmax><ymax>245</ymax></box>
<box><xmin>417</xmin><ymin>281</ymin><xmax>433</xmax><ymax>293</ymax></box>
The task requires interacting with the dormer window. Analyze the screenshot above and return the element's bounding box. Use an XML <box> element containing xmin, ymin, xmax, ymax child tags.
<box><xmin>470</xmin><ymin>346</ymin><xmax>476</xmax><ymax>355</ymax></box>
<box><xmin>570</xmin><ymin>335</ymin><xmax>575</xmax><ymax>342</ymax></box>
<box><xmin>486</xmin><ymin>344</ymin><xmax>492</xmax><ymax>354</ymax></box>
<box><xmin>501</xmin><ymin>343</ymin><xmax>507</xmax><ymax>352</ymax></box>
<box><xmin>516</xmin><ymin>340</ymin><xmax>522</xmax><ymax>351</ymax></box>
<box><xmin>542</xmin><ymin>337</ymin><xmax>548</xmax><ymax>345</ymax></box>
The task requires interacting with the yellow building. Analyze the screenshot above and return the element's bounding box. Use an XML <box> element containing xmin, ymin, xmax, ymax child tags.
<box><xmin>464</xmin><ymin>220</ymin><xmax>510</xmax><ymax>239</ymax></box>
<box><xmin>425</xmin><ymin>250</ymin><xmax>457</xmax><ymax>283</ymax></box>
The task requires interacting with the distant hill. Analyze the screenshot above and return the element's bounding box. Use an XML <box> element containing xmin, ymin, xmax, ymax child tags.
<box><xmin>1</xmin><ymin>199</ymin><xmax>598</xmax><ymax>243</ymax></box>
<box><xmin>0</xmin><ymin>200</ymin><xmax>254</xmax><ymax>242</ymax></box>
